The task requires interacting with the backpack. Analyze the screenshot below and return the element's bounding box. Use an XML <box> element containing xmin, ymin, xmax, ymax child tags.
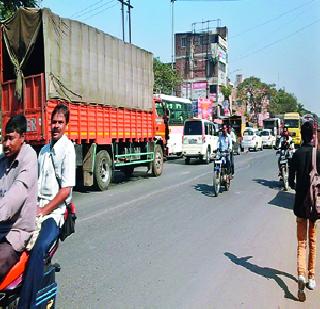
<box><xmin>305</xmin><ymin>146</ymin><xmax>320</xmax><ymax>221</ymax></box>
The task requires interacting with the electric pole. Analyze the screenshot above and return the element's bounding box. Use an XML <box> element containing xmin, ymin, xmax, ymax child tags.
<box><xmin>117</xmin><ymin>0</ymin><xmax>133</xmax><ymax>43</ymax></box>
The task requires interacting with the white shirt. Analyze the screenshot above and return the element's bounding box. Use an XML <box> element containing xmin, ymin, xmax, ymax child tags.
<box><xmin>229</xmin><ymin>131</ymin><xmax>237</xmax><ymax>144</ymax></box>
<box><xmin>38</xmin><ymin>135</ymin><xmax>75</xmax><ymax>227</ymax></box>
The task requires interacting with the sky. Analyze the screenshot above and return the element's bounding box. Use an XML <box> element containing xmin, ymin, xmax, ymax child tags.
<box><xmin>40</xmin><ymin>0</ymin><xmax>320</xmax><ymax>115</ymax></box>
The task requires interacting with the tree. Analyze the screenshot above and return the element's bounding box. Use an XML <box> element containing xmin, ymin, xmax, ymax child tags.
<box><xmin>269</xmin><ymin>89</ymin><xmax>298</xmax><ymax>115</ymax></box>
<box><xmin>0</xmin><ymin>1</ymin><xmax>40</xmax><ymax>20</ymax></box>
<box><xmin>153</xmin><ymin>58</ymin><xmax>182</xmax><ymax>95</ymax></box>
<box><xmin>220</xmin><ymin>85</ymin><xmax>232</xmax><ymax>99</ymax></box>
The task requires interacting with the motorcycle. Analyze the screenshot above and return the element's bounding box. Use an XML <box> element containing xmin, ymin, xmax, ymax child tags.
<box><xmin>277</xmin><ymin>146</ymin><xmax>294</xmax><ymax>191</ymax></box>
<box><xmin>212</xmin><ymin>151</ymin><xmax>232</xmax><ymax>197</ymax></box>
<box><xmin>0</xmin><ymin>242</ymin><xmax>60</xmax><ymax>309</ymax></box>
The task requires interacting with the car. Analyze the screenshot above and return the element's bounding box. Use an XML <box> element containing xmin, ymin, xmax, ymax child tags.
<box><xmin>182</xmin><ymin>118</ymin><xmax>219</xmax><ymax>164</ymax></box>
<box><xmin>241</xmin><ymin>127</ymin><xmax>263</xmax><ymax>151</ymax></box>
<box><xmin>260</xmin><ymin>129</ymin><xmax>276</xmax><ymax>148</ymax></box>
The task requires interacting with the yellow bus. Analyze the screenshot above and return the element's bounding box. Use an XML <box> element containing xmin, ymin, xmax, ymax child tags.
<box><xmin>283</xmin><ymin>112</ymin><xmax>301</xmax><ymax>146</ymax></box>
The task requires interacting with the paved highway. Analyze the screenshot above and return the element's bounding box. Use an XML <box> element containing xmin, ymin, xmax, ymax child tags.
<box><xmin>55</xmin><ymin>149</ymin><xmax>320</xmax><ymax>308</ymax></box>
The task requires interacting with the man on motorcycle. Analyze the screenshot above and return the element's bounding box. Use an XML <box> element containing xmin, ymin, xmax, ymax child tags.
<box><xmin>227</xmin><ymin>125</ymin><xmax>236</xmax><ymax>176</ymax></box>
<box><xmin>0</xmin><ymin>115</ymin><xmax>38</xmax><ymax>282</ymax></box>
<box><xmin>277</xmin><ymin>128</ymin><xmax>295</xmax><ymax>177</ymax></box>
<box><xmin>218</xmin><ymin>125</ymin><xmax>233</xmax><ymax>175</ymax></box>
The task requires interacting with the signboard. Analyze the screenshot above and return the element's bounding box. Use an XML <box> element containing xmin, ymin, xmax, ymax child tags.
<box><xmin>198</xmin><ymin>98</ymin><xmax>213</xmax><ymax>120</ymax></box>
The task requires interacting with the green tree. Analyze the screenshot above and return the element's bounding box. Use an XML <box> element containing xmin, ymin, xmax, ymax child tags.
<box><xmin>269</xmin><ymin>89</ymin><xmax>298</xmax><ymax>115</ymax></box>
<box><xmin>236</xmin><ymin>76</ymin><xmax>274</xmax><ymax>117</ymax></box>
<box><xmin>220</xmin><ymin>85</ymin><xmax>232</xmax><ymax>98</ymax></box>
<box><xmin>0</xmin><ymin>0</ymin><xmax>40</xmax><ymax>20</ymax></box>
<box><xmin>153</xmin><ymin>58</ymin><xmax>182</xmax><ymax>95</ymax></box>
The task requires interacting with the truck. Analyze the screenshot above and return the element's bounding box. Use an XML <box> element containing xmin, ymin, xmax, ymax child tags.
<box><xmin>263</xmin><ymin>118</ymin><xmax>282</xmax><ymax>137</ymax></box>
<box><xmin>0</xmin><ymin>7</ymin><xmax>167</xmax><ymax>190</ymax></box>
<box><xmin>283</xmin><ymin>112</ymin><xmax>301</xmax><ymax>146</ymax></box>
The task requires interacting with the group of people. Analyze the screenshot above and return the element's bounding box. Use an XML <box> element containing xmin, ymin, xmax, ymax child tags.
<box><xmin>217</xmin><ymin>124</ymin><xmax>236</xmax><ymax>177</ymax></box>
<box><xmin>0</xmin><ymin>103</ymin><xmax>75</xmax><ymax>308</ymax></box>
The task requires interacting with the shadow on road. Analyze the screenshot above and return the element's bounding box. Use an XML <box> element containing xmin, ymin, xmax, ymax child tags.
<box><xmin>194</xmin><ymin>184</ymin><xmax>214</xmax><ymax>197</ymax></box>
<box><xmin>268</xmin><ymin>191</ymin><xmax>295</xmax><ymax>210</ymax></box>
<box><xmin>253</xmin><ymin>178</ymin><xmax>280</xmax><ymax>190</ymax></box>
<box><xmin>224</xmin><ymin>252</ymin><xmax>298</xmax><ymax>301</ymax></box>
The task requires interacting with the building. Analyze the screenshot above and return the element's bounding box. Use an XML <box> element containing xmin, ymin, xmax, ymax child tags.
<box><xmin>175</xmin><ymin>25</ymin><xmax>228</xmax><ymax>112</ymax></box>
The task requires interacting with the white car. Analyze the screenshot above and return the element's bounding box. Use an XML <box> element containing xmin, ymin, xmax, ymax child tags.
<box><xmin>182</xmin><ymin>118</ymin><xmax>219</xmax><ymax>164</ymax></box>
<box><xmin>241</xmin><ymin>127</ymin><xmax>263</xmax><ymax>151</ymax></box>
<box><xmin>260</xmin><ymin>129</ymin><xmax>276</xmax><ymax>148</ymax></box>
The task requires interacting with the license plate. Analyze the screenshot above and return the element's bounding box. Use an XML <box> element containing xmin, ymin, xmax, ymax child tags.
<box><xmin>215</xmin><ymin>160</ymin><xmax>222</xmax><ymax>164</ymax></box>
<box><xmin>189</xmin><ymin>139</ymin><xmax>197</xmax><ymax>144</ymax></box>
<box><xmin>280</xmin><ymin>160</ymin><xmax>287</xmax><ymax>164</ymax></box>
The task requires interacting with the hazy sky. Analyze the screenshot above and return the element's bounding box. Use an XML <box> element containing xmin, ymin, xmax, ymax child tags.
<box><xmin>41</xmin><ymin>0</ymin><xmax>320</xmax><ymax>115</ymax></box>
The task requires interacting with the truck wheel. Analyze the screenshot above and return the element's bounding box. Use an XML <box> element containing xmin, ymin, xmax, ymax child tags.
<box><xmin>152</xmin><ymin>144</ymin><xmax>163</xmax><ymax>176</ymax></box>
<box><xmin>94</xmin><ymin>150</ymin><xmax>112</xmax><ymax>191</ymax></box>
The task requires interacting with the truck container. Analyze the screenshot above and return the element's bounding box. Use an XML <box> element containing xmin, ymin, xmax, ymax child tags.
<box><xmin>1</xmin><ymin>7</ymin><xmax>167</xmax><ymax>190</ymax></box>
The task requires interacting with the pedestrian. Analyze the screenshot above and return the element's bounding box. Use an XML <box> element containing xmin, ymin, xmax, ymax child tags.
<box><xmin>18</xmin><ymin>103</ymin><xmax>76</xmax><ymax>308</ymax></box>
<box><xmin>289</xmin><ymin>121</ymin><xmax>320</xmax><ymax>302</ymax></box>
<box><xmin>0</xmin><ymin>115</ymin><xmax>38</xmax><ymax>281</ymax></box>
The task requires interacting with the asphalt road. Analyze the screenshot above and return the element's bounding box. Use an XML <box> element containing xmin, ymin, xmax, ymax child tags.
<box><xmin>55</xmin><ymin>149</ymin><xmax>320</xmax><ymax>309</ymax></box>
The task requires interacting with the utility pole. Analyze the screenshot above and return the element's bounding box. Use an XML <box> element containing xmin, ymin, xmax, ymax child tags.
<box><xmin>117</xmin><ymin>0</ymin><xmax>133</xmax><ymax>42</ymax></box>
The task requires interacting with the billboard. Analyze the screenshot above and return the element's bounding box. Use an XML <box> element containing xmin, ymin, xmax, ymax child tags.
<box><xmin>198</xmin><ymin>98</ymin><xmax>213</xmax><ymax>120</ymax></box>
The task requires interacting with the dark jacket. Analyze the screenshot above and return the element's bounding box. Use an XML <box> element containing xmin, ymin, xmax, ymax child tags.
<box><xmin>289</xmin><ymin>143</ymin><xmax>320</xmax><ymax>219</ymax></box>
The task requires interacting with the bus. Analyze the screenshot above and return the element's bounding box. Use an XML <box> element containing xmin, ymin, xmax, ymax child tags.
<box><xmin>283</xmin><ymin>112</ymin><xmax>301</xmax><ymax>146</ymax></box>
<box><xmin>154</xmin><ymin>94</ymin><xmax>193</xmax><ymax>156</ymax></box>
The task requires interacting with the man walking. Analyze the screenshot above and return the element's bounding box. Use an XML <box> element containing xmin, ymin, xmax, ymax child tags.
<box><xmin>0</xmin><ymin>115</ymin><xmax>38</xmax><ymax>281</ymax></box>
<box><xmin>289</xmin><ymin>121</ymin><xmax>320</xmax><ymax>301</ymax></box>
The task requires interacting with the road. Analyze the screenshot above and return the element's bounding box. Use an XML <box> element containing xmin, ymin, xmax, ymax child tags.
<box><xmin>55</xmin><ymin>149</ymin><xmax>320</xmax><ymax>308</ymax></box>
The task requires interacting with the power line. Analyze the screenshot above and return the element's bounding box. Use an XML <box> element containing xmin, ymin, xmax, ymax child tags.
<box><xmin>230</xmin><ymin>0</ymin><xmax>318</xmax><ymax>39</ymax></box>
<box><xmin>71</xmin><ymin>0</ymin><xmax>106</xmax><ymax>17</ymax></box>
<box><xmin>232</xmin><ymin>18</ymin><xmax>320</xmax><ymax>62</ymax></box>
<box><xmin>82</xmin><ymin>2</ymin><xmax>118</xmax><ymax>21</ymax></box>
<box><xmin>72</xmin><ymin>0</ymin><xmax>116</xmax><ymax>19</ymax></box>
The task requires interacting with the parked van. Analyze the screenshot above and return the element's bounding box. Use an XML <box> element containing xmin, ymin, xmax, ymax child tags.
<box><xmin>182</xmin><ymin>118</ymin><xmax>218</xmax><ymax>164</ymax></box>
<box><xmin>241</xmin><ymin>127</ymin><xmax>263</xmax><ymax>151</ymax></box>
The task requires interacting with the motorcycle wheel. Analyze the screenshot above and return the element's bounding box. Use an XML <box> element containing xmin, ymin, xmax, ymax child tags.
<box><xmin>212</xmin><ymin>171</ymin><xmax>220</xmax><ymax>197</ymax></box>
<box><xmin>225</xmin><ymin>174</ymin><xmax>230</xmax><ymax>191</ymax></box>
<box><xmin>281</xmin><ymin>166</ymin><xmax>289</xmax><ymax>191</ymax></box>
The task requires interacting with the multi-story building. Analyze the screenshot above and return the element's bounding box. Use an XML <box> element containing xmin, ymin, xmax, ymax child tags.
<box><xmin>175</xmin><ymin>26</ymin><xmax>228</xmax><ymax>109</ymax></box>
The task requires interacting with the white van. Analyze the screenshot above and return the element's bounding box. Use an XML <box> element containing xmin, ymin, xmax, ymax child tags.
<box><xmin>182</xmin><ymin>118</ymin><xmax>218</xmax><ymax>164</ymax></box>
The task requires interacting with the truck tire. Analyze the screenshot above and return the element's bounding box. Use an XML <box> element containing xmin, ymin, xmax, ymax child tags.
<box><xmin>152</xmin><ymin>144</ymin><xmax>164</xmax><ymax>176</ymax></box>
<box><xmin>94</xmin><ymin>150</ymin><xmax>112</xmax><ymax>190</ymax></box>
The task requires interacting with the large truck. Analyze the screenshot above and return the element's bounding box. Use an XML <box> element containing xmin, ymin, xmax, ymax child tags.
<box><xmin>0</xmin><ymin>7</ymin><xmax>167</xmax><ymax>190</ymax></box>
<box><xmin>263</xmin><ymin>118</ymin><xmax>281</xmax><ymax>137</ymax></box>
<box><xmin>283</xmin><ymin>112</ymin><xmax>301</xmax><ymax>146</ymax></box>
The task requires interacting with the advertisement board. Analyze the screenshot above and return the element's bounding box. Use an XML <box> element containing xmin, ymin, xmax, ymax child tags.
<box><xmin>198</xmin><ymin>98</ymin><xmax>213</xmax><ymax>120</ymax></box>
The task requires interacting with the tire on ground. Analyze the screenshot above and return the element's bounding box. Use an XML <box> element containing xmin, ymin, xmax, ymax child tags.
<box><xmin>152</xmin><ymin>144</ymin><xmax>164</xmax><ymax>176</ymax></box>
<box><xmin>94</xmin><ymin>150</ymin><xmax>112</xmax><ymax>191</ymax></box>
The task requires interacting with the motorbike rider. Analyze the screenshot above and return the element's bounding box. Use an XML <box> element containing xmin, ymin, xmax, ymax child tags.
<box><xmin>218</xmin><ymin>124</ymin><xmax>233</xmax><ymax>176</ymax></box>
<box><xmin>277</xmin><ymin>127</ymin><xmax>295</xmax><ymax>177</ymax></box>
<box><xmin>227</xmin><ymin>125</ymin><xmax>236</xmax><ymax>176</ymax></box>
<box><xmin>0</xmin><ymin>115</ymin><xmax>38</xmax><ymax>282</ymax></box>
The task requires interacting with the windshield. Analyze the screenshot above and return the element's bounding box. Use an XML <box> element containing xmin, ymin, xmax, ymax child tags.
<box><xmin>284</xmin><ymin>119</ymin><xmax>300</xmax><ymax>128</ymax></box>
<box><xmin>184</xmin><ymin>121</ymin><xmax>202</xmax><ymax>135</ymax></box>
<box><xmin>263</xmin><ymin>121</ymin><xmax>275</xmax><ymax>129</ymax></box>
<box><xmin>164</xmin><ymin>100</ymin><xmax>193</xmax><ymax>125</ymax></box>
<box><xmin>261</xmin><ymin>131</ymin><xmax>270</xmax><ymax>136</ymax></box>
<box><xmin>243</xmin><ymin>130</ymin><xmax>253</xmax><ymax>136</ymax></box>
